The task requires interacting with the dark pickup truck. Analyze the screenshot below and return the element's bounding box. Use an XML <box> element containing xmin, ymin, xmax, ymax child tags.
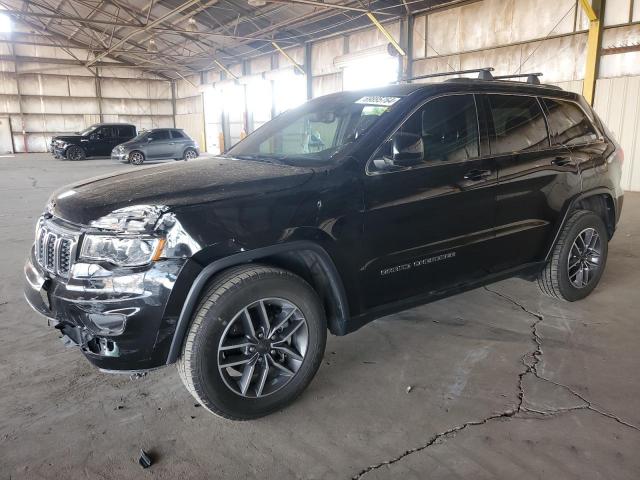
<box><xmin>51</xmin><ymin>123</ymin><xmax>136</xmax><ymax>160</ymax></box>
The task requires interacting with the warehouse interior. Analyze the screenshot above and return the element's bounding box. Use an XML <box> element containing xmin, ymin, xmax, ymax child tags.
<box><xmin>1</xmin><ymin>0</ymin><xmax>639</xmax><ymax>478</ymax></box>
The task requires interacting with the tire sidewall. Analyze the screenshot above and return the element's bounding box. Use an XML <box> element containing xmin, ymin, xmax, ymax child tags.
<box><xmin>556</xmin><ymin>212</ymin><xmax>608</xmax><ymax>301</ymax></box>
<box><xmin>191</xmin><ymin>273</ymin><xmax>326</xmax><ymax>418</ymax></box>
<box><xmin>130</xmin><ymin>151</ymin><xmax>144</xmax><ymax>165</ymax></box>
<box><xmin>66</xmin><ymin>146</ymin><xmax>84</xmax><ymax>160</ymax></box>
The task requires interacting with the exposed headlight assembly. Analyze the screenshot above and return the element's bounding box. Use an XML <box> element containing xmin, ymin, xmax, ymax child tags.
<box><xmin>90</xmin><ymin>205</ymin><xmax>168</xmax><ymax>233</ymax></box>
<box><xmin>80</xmin><ymin>235</ymin><xmax>165</xmax><ymax>267</ymax></box>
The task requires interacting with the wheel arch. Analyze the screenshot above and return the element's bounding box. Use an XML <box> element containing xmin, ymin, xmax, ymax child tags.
<box><xmin>545</xmin><ymin>188</ymin><xmax>617</xmax><ymax>262</ymax></box>
<box><xmin>165</xmin><ymin>240</ymin><xmax>350</xmax><ymax>365</ymax></box>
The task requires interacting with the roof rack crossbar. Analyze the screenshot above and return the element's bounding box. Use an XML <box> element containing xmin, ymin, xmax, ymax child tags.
<box><xmin>400</xmin><ymin>67</ymin><xmax>494</xmax><ymax>83</ymax></box>
<box><xmin>493</xmin><ymin>72</ymin><xmax>543</xmax><ymax>85</ymax></box>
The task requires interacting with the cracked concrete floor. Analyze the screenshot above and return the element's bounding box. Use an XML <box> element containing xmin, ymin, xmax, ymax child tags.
<box><xmin>1</xmin><ymin>154</ymin><xmax>639</xmax><ymax>479</ymax></box>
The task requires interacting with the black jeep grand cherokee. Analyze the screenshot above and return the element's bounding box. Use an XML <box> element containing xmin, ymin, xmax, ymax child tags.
<box><xmin>25</xmin><ymin>78</ymin><xmax>623</xmax><ymax>419</ymax></box>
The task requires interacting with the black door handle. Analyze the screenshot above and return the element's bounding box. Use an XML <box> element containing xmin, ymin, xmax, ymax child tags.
<box><xmin>463</xmin><ymin>169</ymin><xmax>491</xmax><ymax>181</ymax></box>
<box><xmin>551</xmin><ymin>156</ymin><xmax>573</xmax><ymax>167</ymax></box>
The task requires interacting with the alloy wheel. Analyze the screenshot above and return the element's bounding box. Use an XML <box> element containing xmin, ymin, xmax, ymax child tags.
<box><xmin>130</xmin><ymin>152</ymin><xmax>144</xmax><ymax>165</ymax></box>
<box><xmin>185</xmin><ymin>149</ymin><xmax>197</xmax><ymax>160</ymax></box>
<box><xmin>68</xmin><ymin>147</ymin><xmax>82</xmax><ymax>160</ymax></box>
<box><xmin>217</xmin><ymin>298</ymin><xmax>309</xmax><ymax>398</ymax></box>
<box><xmin>567</xmin><ymin>227</ymin><xmax>602</xmax><ymax>288</ymax></box>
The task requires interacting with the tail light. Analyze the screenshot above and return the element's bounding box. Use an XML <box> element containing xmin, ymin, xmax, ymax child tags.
<box><xmin>609</xmin><ymin>147</ymin><xmax>624</xmax><ymax>165</ymax></box>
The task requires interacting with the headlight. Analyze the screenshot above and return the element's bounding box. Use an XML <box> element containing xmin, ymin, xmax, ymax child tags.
<box><xmin>80</xmin><ymin>235</ymin><xmax>164</xmax><ymax>267</ymax></box>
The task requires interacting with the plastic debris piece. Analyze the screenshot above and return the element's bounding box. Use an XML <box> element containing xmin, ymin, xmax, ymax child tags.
<box><xmin>406</xmin><ymin>386</ymin><xmax>413</xmax><ymax>393</ymax></box>
<box><xmin>139</xmin><ymin>449</ymin><xmax>153</xmax><ymax>469</ymax></box>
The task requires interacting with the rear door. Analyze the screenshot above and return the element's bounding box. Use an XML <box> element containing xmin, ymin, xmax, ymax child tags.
<box><xmin>361</xmin><ymin>93</ymin><xmax>498</xmax><ymax>309</ymax></box>
<box><xmin>117</xmin><ymin>125</ymin><xmax>136</xmax><ymax>144</ymax></box>
<box><xmin>540</xmin><ymin>98</ymin><xmax>608</xmax><ymax>192</ymax></box>
<box><xmin>170</xmin><ymin>129</ymin><xmax>189</xmax><ymax>158</ymax></box>
<box><xmin>481</xmin><ymin>93</ymin><xmax>579</xmax><ymax>271</ymax></box>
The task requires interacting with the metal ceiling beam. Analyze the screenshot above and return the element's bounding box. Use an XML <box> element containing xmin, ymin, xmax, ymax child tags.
<box><xmin>86</xmin><ymin>0</ymin><xmax>204</xmax><ymax>67</ymax></box>
<box><xmin>263</xmin><ymin>0</ymin><xmax>394</xmax><ymax>15</ymax></box>
<box><xmin>1</xmin><ymin>8</ymin><xmax>142</xmax><ymax>27</ymax></box>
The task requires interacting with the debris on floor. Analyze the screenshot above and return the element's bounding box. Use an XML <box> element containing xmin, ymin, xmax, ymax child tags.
<box><xmin>139</xmin><ymin>449</ymin><xmax>153</xmax><ymax>469</ymax></box>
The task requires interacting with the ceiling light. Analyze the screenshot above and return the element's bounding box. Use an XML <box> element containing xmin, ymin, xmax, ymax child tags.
<box><xmin>248</xmin><ymin>0</ymin><xmax>267</xmax><ymax>6</ymax></box>
<box><xmin>186</xmin><ymin>17</ymin><xmax>197</xmax><ymax>33</ymax></box>
<box><xmin>0</xmin><ymin>13</ymin><xmax>12</xmax><ymax>33</ymax></box>
<box><xmin>148</xmin><ymin>38</ymin><xmax>158</xmax><ymax>53</ymax></box>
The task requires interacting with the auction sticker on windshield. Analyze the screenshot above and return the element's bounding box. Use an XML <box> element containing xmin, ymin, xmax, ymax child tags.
<box><xmin>355</xmin><ymin>96</ymin><xmax>401</xmax><ymax>106</ymax></box>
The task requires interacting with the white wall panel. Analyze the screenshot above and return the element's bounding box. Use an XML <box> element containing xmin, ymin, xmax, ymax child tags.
<box><xmin>0</xmin><ymin>73</ymin><xmax>18</xmax><ymax>94</ymax></box>
<box><xmin>594</xmin><ymin>76</ymin><xmax>640</xmax><ymax>191</ymax></box>
<box><xmin>68</xmin><ymin>77</ymin><xmax>96</xmax><ymax>97</ymax></box>
<box><xmin>312</xmin><ymin>73</ymin><xmax>342</xmax><ymax>97</ymax></box>
<box><xmin>413</xmin><ymin>15</ymin><xmax>427</xmax><ymax>59</ymax></box>
<box><xmin>19</xmin><ymin>74</ymin><xmax>70</xmax><ymax>96</ymax></box>
<box><xmin>311</xmin><ymin>37</ymin><xmax>344</xmax><ymax>76</ymax></box>
<box><xmin>348</xmin><ymin>22</ymin><xmax>400</xmax><ymax>53</ymax></box>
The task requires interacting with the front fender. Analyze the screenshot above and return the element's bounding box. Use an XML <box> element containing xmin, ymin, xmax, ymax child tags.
<box><xmin>163</xmin><ymin>240</ymin><xmax>350</xmax><ymax>365</ymax></box>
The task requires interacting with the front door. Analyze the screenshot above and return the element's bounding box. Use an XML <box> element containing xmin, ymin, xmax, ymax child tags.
<box><xmin>146</xmin><ymin>129</ymin><xmax>172</xmax><ymax>159</ymax></box>
<box><xmin>90</xmin><ymin>126</ymin><xmax>117</xmax><ymax>156</ymax></box>
<box><xmin>360</xmin><ymin>94</ymin><xmax>498</xmax><ymax>310</ymax></box>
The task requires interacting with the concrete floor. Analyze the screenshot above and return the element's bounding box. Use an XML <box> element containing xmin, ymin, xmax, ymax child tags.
<box><xmin>0</xmin><ymin>153</ymin><xmax>639</xmax><ymax>479</ymax></box>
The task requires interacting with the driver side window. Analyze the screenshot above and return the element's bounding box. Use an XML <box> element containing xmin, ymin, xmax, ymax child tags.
<box><xmin>371</xmin><ymin>94</ymin><xmax>479</xmax><ymax>172</ymax></box>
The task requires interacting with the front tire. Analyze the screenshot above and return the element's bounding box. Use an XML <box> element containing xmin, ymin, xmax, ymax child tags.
<box><xmin>538</xmin><ymin>210</ymin><xmax>608</xmax><ymax>301</ymax></box>
<box><xmin>129</xmin><ymin>151</ymin><xmax>145</xmax><ymax>165</ymax></box>
<box><xmin>177</xmin><ymin>265</ymin><xmax>327</xmax><ymax>420</ymax></box>
<box><xmin>65</xmin><ymin>145</ymin><xmax>85</xmax><ymax>161</ymax></box>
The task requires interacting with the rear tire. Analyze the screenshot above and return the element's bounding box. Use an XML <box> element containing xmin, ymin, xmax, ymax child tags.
<box><xmin>130</xmin><ymin>151</ymin><xmax>145</xmax><ymax>165</ymax></box>
<box><xmin>65</xmin><ymin>145</ymin><xmax>85</xmax><ymax>161</ymax></box>
<box><xmin>183</xmin><ymin>148</ymin><xmax>198</xmax><ymax>160</ymax></box>
<box><xmin>537</xmin><ymin>210</ymin><xmax>608</xmax><ymax>301</ymax></box>
<box><xmin>177</xmin><ymin>265</ymin><xmax>327</xmax><ymax>420</ymax></box>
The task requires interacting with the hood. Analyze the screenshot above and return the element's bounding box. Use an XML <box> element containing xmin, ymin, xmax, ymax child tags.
<box><xmin>53</xmin><ymin>135</ymin><xmax>83</xmax><ymax>143</ymax></box>
<box><xmin>49</xmin><ymin>157</ymin><xmax>315</xmax><ymax>225</ymax></box>
<box><xmin>118</xmin><ymin>138</ymin><xmax>142</xmax><ymax>149</ymax></box>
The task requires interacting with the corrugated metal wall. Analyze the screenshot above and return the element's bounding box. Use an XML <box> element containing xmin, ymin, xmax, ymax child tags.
<box><xmin>594</xmin><ymin>76</ymin><xmax>640</xmax><ymax>191</ymax></box>
<box><xmin>0</xmin><ymin>33</ymin><xmax>176</xmax><ymax>153</ymax></box>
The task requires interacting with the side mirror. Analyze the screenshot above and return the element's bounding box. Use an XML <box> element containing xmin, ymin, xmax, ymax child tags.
<box><xmin>387</xmin><ymin>132</ymin><xmax>424</xmax><ymax>167</ymax></box>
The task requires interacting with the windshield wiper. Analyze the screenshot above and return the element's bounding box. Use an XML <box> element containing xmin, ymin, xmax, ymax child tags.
<box><xmin>229</xmin><ymin>154</ymin><xmax>287</xmax><ymax>165</ymax></box>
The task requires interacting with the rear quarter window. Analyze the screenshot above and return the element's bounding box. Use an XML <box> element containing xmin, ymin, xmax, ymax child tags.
<box><xmin>542</xmin><ymin>98</ymin><xmax>599</xmax><ymax>146</ymax></box>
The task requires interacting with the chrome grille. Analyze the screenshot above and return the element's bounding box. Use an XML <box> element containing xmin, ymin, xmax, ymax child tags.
<box><xmin>34</xmin><ymin>218</ymin><xmax>78</xmax><ymax>278</ymax></box>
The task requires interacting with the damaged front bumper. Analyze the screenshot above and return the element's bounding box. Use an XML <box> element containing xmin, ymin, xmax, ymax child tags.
<box><xmin>24</xmin><ymin>248</ymin><xmax>188</xmax><ymax>371</ymax></box>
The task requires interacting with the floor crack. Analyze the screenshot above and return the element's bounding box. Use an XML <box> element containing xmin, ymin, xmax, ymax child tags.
<box><xmin>350</xmin><ymin>286</ymin><xmax>639</xmax><ymax>479</ymax></box>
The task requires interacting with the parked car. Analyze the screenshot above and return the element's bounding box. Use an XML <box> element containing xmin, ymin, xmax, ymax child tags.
<box><xmin>111</xmin><ymin>128</ymin><xmax>199</xmax><ymax>165</ymax></box>
<box><xmin>25</xmin><ymin>73</ymin><xmax>623</xmax><ymax>420</ymax></box>
<box><xmin>51</xmin><ymin>123</ymin><xmax>136</xmax><ymax>160</ymax></box>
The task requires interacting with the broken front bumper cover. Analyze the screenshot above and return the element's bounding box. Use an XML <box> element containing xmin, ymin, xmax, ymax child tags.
<box><xmin>23</xmin><ymin>249</ymin><xmax>187</xmax><ymax>371</ymax></box>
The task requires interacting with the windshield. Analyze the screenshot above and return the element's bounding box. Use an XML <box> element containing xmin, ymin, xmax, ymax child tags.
<box><xmin>79</xmin><ymin>125</ymin><xmax>98</xmax><ymax>136</ymax></box>
<box><xmin>226</xmin><ymin>93</ymin><xmax>398</xmax><ymax>164</ymax></box>
<box><xmin>130</xmin><ymin>131</ymin><xmax>149</xmax><ymax>142</ymax></box>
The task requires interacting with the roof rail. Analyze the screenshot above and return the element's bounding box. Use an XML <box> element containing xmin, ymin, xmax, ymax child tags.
<box><xmin>493</xmin><ymin>72</ymin><xmax>543</xmax><ymax>85</ymax></box>
<box><xmin>399</xmin><ymin>67</ymin><xmax>494</xmax><ymax>83</ymax></box>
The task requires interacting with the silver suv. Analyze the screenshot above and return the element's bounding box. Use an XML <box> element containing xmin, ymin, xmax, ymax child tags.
<box><xmin>112</xmin><ymin>128</ymin><xmax>199</xmax><ymax>165</ymax></box>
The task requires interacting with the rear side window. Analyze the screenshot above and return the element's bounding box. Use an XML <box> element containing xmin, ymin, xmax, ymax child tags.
<box><xmin>152</xmin><ymin>130</ymin><xmax>170</xmax><ymax>140</ymax></box>
<box><xmin>118</xmin><ymin>126</ymin><xmax>135</xmax><ymax>137</ymax></box>
<box><xmin>542</xmin><ymin>98</ymin><xmax>598</xmax><ymax>146</ymax></box>
<box><xmin>487</xmin><ymin>95</ymin><xmax>549</xmax><ymax>154</ymax></box>
<box><xmin>171</xmin><ymin>130</ymin><xmax>185</xmax><ymax>139</ymax></box>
